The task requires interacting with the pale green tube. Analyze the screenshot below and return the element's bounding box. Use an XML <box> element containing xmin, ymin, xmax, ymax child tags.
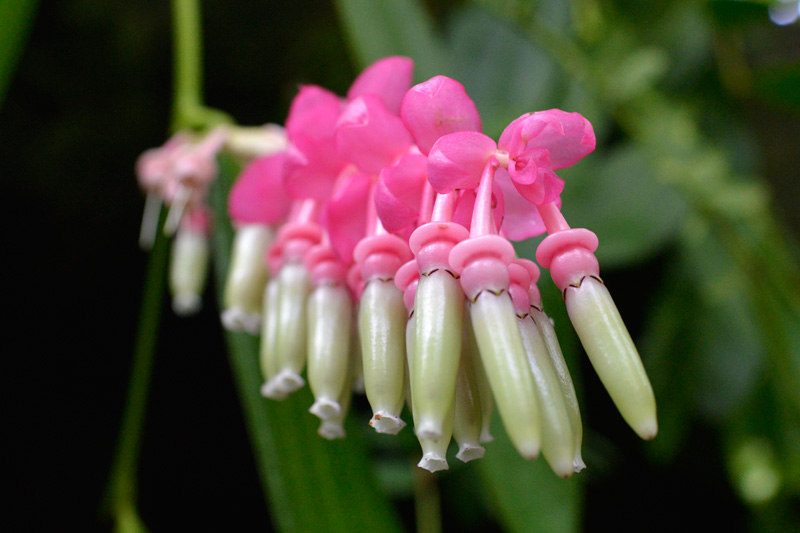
<box><xmin>259</xmin><ymin>278</ymin><xmax>283</xmax><ymax>398</ymax></box>
<box><xmin>518</xmin><ymin>316</ymin><xmax>575</xmax><ymax>477</ymax></box>
<box><xmin>470</xmin><ymin>292</ymin><xmax>541</xmax><ymax>459</ymax></box>
<box><xmin>268</xmin><ymin>262</ymin><xmax>311</xmax><ymax>396</ymax></box>
<box><xmin>307</xmin><ymin>285</ymin><xmax>353</xmax><ymax>421</ymax></box>
<box><xmin>417</xmin><ymin>400</ymin><xmax>455</xmax><ymax>473</ymax></box>
<box><xmin>359</xmin><ymin>279</ymin><xmax>407</xmax><ymax>434</ymax></box>
<box><xmin>317</xmin><ymin>348</ymin><xmax>357</xmax><ymax>440</ymax></box>
<box><xmin>169</xmin><ymin>226</ymin><xmax>209</xmax><ymax>316</ymax></box>
<box><xmin>531</xmin><ymin>307</ymin><xmax>585</xmax><ymax>471</ymax></box>
<box><xmin>221</xmin><ymin>224</ymin><xmax>273</xmax><ymax>334</ymax></box>
<box><xmin>565</xmin><ymin>276</ymin><xmax>657</xmax><ymax>440</ymax></box>
<box><xmin>453</xmin><ymin>338</ymin><xmax>485</xmax><ymax>463</ymax></box>
<box><xmin>464</xmin><ymin>315</ymin><xmax>494</xmax><ymax>443</ymax></box>
<box><xmin>412</xmin><ymin>270</ymin><xmax>464</xmax><ymax>440</ymax></box>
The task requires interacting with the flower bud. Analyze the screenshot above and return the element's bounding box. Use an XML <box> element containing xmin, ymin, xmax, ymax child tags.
<box><xmin>307</xmin><ymin>285</ymin><xmax>353</xmax><ymax>420</ymax></box>
<box><xmin>169</xmin><ymin>224</ymin><xmax>209</xmax><ymax>316</ymax></box>
<box><xmin>530</xmin><ymin>308</ymin><xmax>585</xmax><ymax>471</ymax></box>
<box><xmin>264</xmin><ymin>262</ymin><xmax>311</xmax><ymax>397</ymax></box>
<box><xmin>221</xmin><ymin>224</ymin><xmax>273</xmax><ymax>334</ymax></box>
<box><xmin>453</xmin><ymin>334</ymin><xmax>486</xmax><ymax>463</ymax></box>
<box><xmin>469</xmin><ymin>291</ymin><xmax>541</xmax><ymax>459</ymax></box>
<box><xmin>565</xmin><ymin>276</ymin><xmax>657</xmax><ymax>440</ymax></box>
<box><xmin>518</xmin><ymin>316</ymin><xmax>575</xmax><ymax>477</ymax></box>
<box><xmin>359</xmin><ymin>279</ymin><xmax>407</xmax><ymax>434</ymax></box>
<box><xmin>411</xmin><ymin>269</ymin><xmax>464</xmax><ymax>440</ymax></box>
<box><xmin>259</xmin><ymin>279</ymin><xmax>284</xmax><ymax>399</ymax></box>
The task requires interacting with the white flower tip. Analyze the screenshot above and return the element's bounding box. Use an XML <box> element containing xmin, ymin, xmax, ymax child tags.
<box><xmin>635</xmin><ymin>418</ymin><xmax>658</xmax><ymax>441</ymax></box>
<box><xmin>172</xmin><ymin>293</ymin><xmax>202</xmax><ymax>316</ymax></box>
<box><xmin>369</xmin><ymin>412</ymin><xmax>406</xmax><ymax>435</ymax></box>
<box><xmin>516</xmin><ymin>441</ymin><xmax>540</xmax><ymax>461</ymax></box>
<box><xmin>260</xmin><ymin>380</ymin><xmax>288</xmax><ymax>400</ymax></box>
<box><xmin>273</xmin><ymin>369</ymin><xmax>306</xmax><ymax>395</ymax></box>
<box><xmin>309</xmin><ymin>398</ymin><xmax>342</xmax><ymax>421</ymax></box>
<box><xmin>479</xmin><ymin>428</ymin><xmax>494</xmax><ymax>444</ymax></box>
<box><xmin>418</xmin><ymin>453</ymin><xmax>449</xmax><ymax>473</ymax></box>
<box><xmin>573</xmin><ymin>457</ymin><xmax>587</xmax><ymax>473</ymax></box>
<box><xmin>455</xmin><ymin>444</ymin><xmax>486</xmax><ymax>463</ymax></box>
<box><xmin>415</xmin><ymin>421</ymin><xmax>443</xmax><ymax>441</ymax></box>
<box><xmin>548</xmin><ymin>456</ymin><xmax>576</xmax><ymax>479</ymax></box>
<box><xmin>221</xmin><ymin>308</ymin><xmax>262</xmax><ymax>334</ymax></box>
<box><xmin>318</xmin><ymin>421</ymin><xmax>346</xmax><ymax>440</ymax></box>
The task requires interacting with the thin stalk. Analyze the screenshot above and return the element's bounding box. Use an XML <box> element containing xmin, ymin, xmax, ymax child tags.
<box><xmin>414</xmin><ymin>469</ymin><xmax>443</xmax><ymax>533</ymax></box>
<box><xmin>104</xmin><ymin>213</ymin><xmax>168</xmax><ymax>527</ymax></box>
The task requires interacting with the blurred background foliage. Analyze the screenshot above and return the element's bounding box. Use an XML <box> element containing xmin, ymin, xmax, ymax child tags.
<box><xmin>4</xmin><ymin>0</ymin><xmax>800</xmax><ymax>531</ymax></box>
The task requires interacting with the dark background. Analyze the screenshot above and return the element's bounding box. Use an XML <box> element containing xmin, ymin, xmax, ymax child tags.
<box><xmin>5</xmin><ymin>1</ymin><xmax>798</xmax><ymax>531</ymax></box>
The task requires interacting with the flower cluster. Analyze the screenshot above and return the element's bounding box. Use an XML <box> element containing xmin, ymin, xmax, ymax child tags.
<box><xmin>138</xmin><ymin>57</ymin><xmax>657</xmax><ymax>476</ymax></box>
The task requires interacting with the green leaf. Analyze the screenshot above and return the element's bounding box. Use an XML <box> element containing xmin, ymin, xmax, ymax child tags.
<box><xmin>446</xmin><ymin>6</ymin><xmax>560</xmax><ymax>138</ymax></box>
<box><xmin>560</xmin><ymin>144</ymin><xmax>688</xmax><ymax>268</ymax></box>
<box><xmin>752</xmin><ymin>62</ymin><xmax>800</xmax><ymax>113</ymax></box>
<box><xmin>0</xmin><ymin>0</ymin><xmax>39</xmax><ymax>108</ymax></box>
<box><xmin>208</xmin><ymin>154</ymin><xmax>403</xmax><ymax>533</ymax></box>
<box><xmin>333</xmin><ymin>0</ymin><xmax>451</xmax><ymax>79</ymax></box>
<box><xmin>478</xmin><ymin>414</ymin><xmax>582</xmax><ymax>533</ymax></box>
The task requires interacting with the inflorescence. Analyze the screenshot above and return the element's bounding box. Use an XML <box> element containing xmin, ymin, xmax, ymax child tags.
<box><xmin>136</xmin><ymin>57</ymin><xmax>657</xmax><ymax>476</ymax></box>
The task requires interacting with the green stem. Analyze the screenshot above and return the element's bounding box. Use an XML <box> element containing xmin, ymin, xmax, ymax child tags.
<box><xmin>104</xmin><ymin>216</ymin><xmax>168</xmax><ymax>529</ymax></box>
<box><xmin>414</xmin><ymin>469</ymin><xmax>442</xmax><ymax>533</ymax></box>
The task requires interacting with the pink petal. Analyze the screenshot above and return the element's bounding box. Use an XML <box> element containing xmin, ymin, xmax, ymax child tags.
<box><xmin>497</xmin><ymin>113</ymin><xmax>530</xmax><ymax>153</ymax></box>
<box><xmin>519</xmin><ymin>109</ymin><xmax>596</xmax><ymax>170</ymax></box>
<box><xmin>507</xmin><ymin>146</ymin><xmax>550</xmax><ymax>186</ymax></box>
<box><xmin>284</xmin><ymin>85</ymin><xmax>345</xmax><ymax>177</ymax></box>
<box><xmin>495</xmin><ymin>168</ymin><xmax>553</xmax><ymax>240</ymax></box>
<box><xmin>374</xmin><ymin>153</ymin><xmax>427</xmax><ymax>233</ymax></box>
<box><xmin>400</xmin><ymin>75</ymin><xmax>482</xmax><ymax>156</ymax></box>
<box><xmin>322</xmin><ymin>172</ymin><xmax>372</xmax><ymax>264</ymax></box>
<box><xmin>510</xmin><ymin>167</ymin><xmax>564</xmax><ymax>206</ymax></box>
<box><xmin>335</xmin><ymin>94</ymin><xmax>413</xmax><ymax>174</ymax></box>
<box><xmin>346</xmin><ymin>56</ymin><xmax>414</xmax><ymax>115</ymax></box>
<box><xmin>228</xmin><ymin>153</ymin><xmax>292</xmax><ymax>225</ymax></box>
<box><xmin>426</xmin><ymin>131</ymin><xmax>497</xmax><ymax>193</ymax></box>
<box><xmin>285</xmin><ymin>85</ymin><xmax>343</xmax><ymax>139</ymax></box>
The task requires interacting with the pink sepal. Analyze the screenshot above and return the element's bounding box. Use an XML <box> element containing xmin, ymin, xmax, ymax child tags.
<box><xmin>136</xmin><ymin>133</ymin><xmax>191</xmax><ymax>191</ymax></box>
<box><xmin>495</xmin><ymin>169</ymin><xmax>552</xmax><ymax>240</ymax></box>
<box><xmin>427</xmin><ymin>131</ymin><xmax>497</xmax><ymax>193</ymax></box>
<box><xmin>322</xmin><ymin>172</ymin><xmax>371</xmax><ymax>265</ymax></box>
<box><xmin>305</xmin><ymin>244</ymin><xmax>348</xmax><ymax>286</ymax></box>
<box><xmin>395</xmin><ymin>259</ymin><xmax>420</xmax><ymax>313</ymax></box>
<box><xmin>449</xmin><ymin>235</ymin><xmax>515</xmax><ymax>300</ymax></box>
<box><xmin>536</xmin><ymin>228</ymin><xmax>599</xmax><ymax>291</ymax></box>
<box><xmin>517</xmin><ymin>109</ymin><xmax>596</xmax><ymax>170</ymax></box>
<box><xmin>347</xmin><ymin>56</ymin><xmax>414</xmax><ymax>115</ymax></box>
<box><xmin>336</xmin><ymin>94</ymin><xmax>413</xmax><ymax>174</ymax></box>
<box><xmin>271</xmin><ymin>221</ymin><xmax>324</xmax><ymax>263</ymax></box>
<box><xmin>347</xmin><ymin>263</ymin><xmax>365</xmax><ymax>301</ymax></box>
<box><xmin>353</xmin><ymin>233</ymin><xmax>413</xmax><ymax>282</ymax></box>
<box><xmin>228</xmin><ymin>153</ymin><xmax>291</xmax><ymax>225</ymax></box>
<box><xmin>374</xmin><ymin>153</ymin><xmax>427</xmax><ymax>233</ymax></box>
<box><xmin>512</xmin><ymin>258</ymin><xmax>542</xmax><ymax>308</ymax></box>
<box><xmin>400</xmin><ymin>75</ymin><xmax>482</xmax><ymax>156</ymax></box>
<box><xmin>409</xmin><ymin>221</ymin><xmax>469</xmax><ymax>274</ymax></box>
<box><xmin>508</xmin><ymin>262</ymin><xmax>532</xmax><ymax>316</ymax></box>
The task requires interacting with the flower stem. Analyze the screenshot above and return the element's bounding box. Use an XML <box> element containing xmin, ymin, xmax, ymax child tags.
<box><xmin>414</xmin><ymin>469</ymin><xmax>443</xmax><ymax>533</ymax></box>
<box><xmin>469</xmin><ymin>160</ymin><xmax>498</xmax><ymax>238</ymax></box>
<box><xmin>536</xmin><ymin>201</ymin><xmax>570</xmax><ymax>234</ymax></box>
<box><xmin>104</xmin><ymin>212</ymin><xmax>169</xmax><ymax>528</ymax></box>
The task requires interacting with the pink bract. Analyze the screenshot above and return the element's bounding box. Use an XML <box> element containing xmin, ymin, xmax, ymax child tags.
<box><xmin>400</xmin><ymin>75</ymin><xmax>482</xmax><ymax>156</ymax></box>
<box><xmin>228</xmin><ymin>153</ymin><xmax>291</xmax><ymax>225</ymax></box>
<box><xmin>346</xmin><ymin>56</ymin><xmax>414</xmax><ymax>115</ymax></box>
<box><xmin>426</xmin><ymin>131</ymin><xmax>497</xmax><ymax>193</ymax></box>
<box><xmin>494</xmin><ymin>168</ymin><xmax>553</xmax><ymax>240</ymax></box>
<box><xmin>322</xmin><ymin>172</ymin><xmax>371</xmax><ymax>264</ymax></box>
<box><xmin>374</xmin><ymin>153</ymin><xmax>428</xmax><ymax>233</ymax></box>
<box><xmin>501</xmin><ymin>109</ymin><xmax>596</xmax><ymax>171</ymax></box>
<box><xmin>335</xmin><ymin>94</ymin><xmax>413</xmax><ymax>174</ymax></box>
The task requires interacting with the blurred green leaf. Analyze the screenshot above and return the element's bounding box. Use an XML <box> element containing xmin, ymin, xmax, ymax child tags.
<box><xmin>560</xmin><ymin>144</ymin><xmax>688</xmax><ymax>267</ymax></box>
<box><xmin>478</xmin><ymin>413</ymin><xmax>582</xmax><ymax>533</ymax></box>
<box><xmin>208</xmin><ymin>154</ymin><xmax>403</xmax><ymax>533</ymax></box>
<box><xmin>446</xmin><ymin>6</ymin><xmax>560</xmax><ymax>138</ymax></box>
<box><xmin>0</xmin><ymin>0</ymin><xmax>39</xmax><ymax>108</ymax></box>
<box><xmin>709</xmin><ymin>0</ymin><xmax>770</xmax><ymax>29</ymax></box>
<box><xmin>679</xmin><ymin>218</ymin><xmax>765</xmax><ymax>420</ymax></box>
<box><xmin>334</xmin><ymin>0</ymin><xmax>450</xmax><ymax>79</ymax></box>
<box><xmin>752</xmin><ymin>62</ymin><xmax>800</xmax><ymax>113</ymax></box>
